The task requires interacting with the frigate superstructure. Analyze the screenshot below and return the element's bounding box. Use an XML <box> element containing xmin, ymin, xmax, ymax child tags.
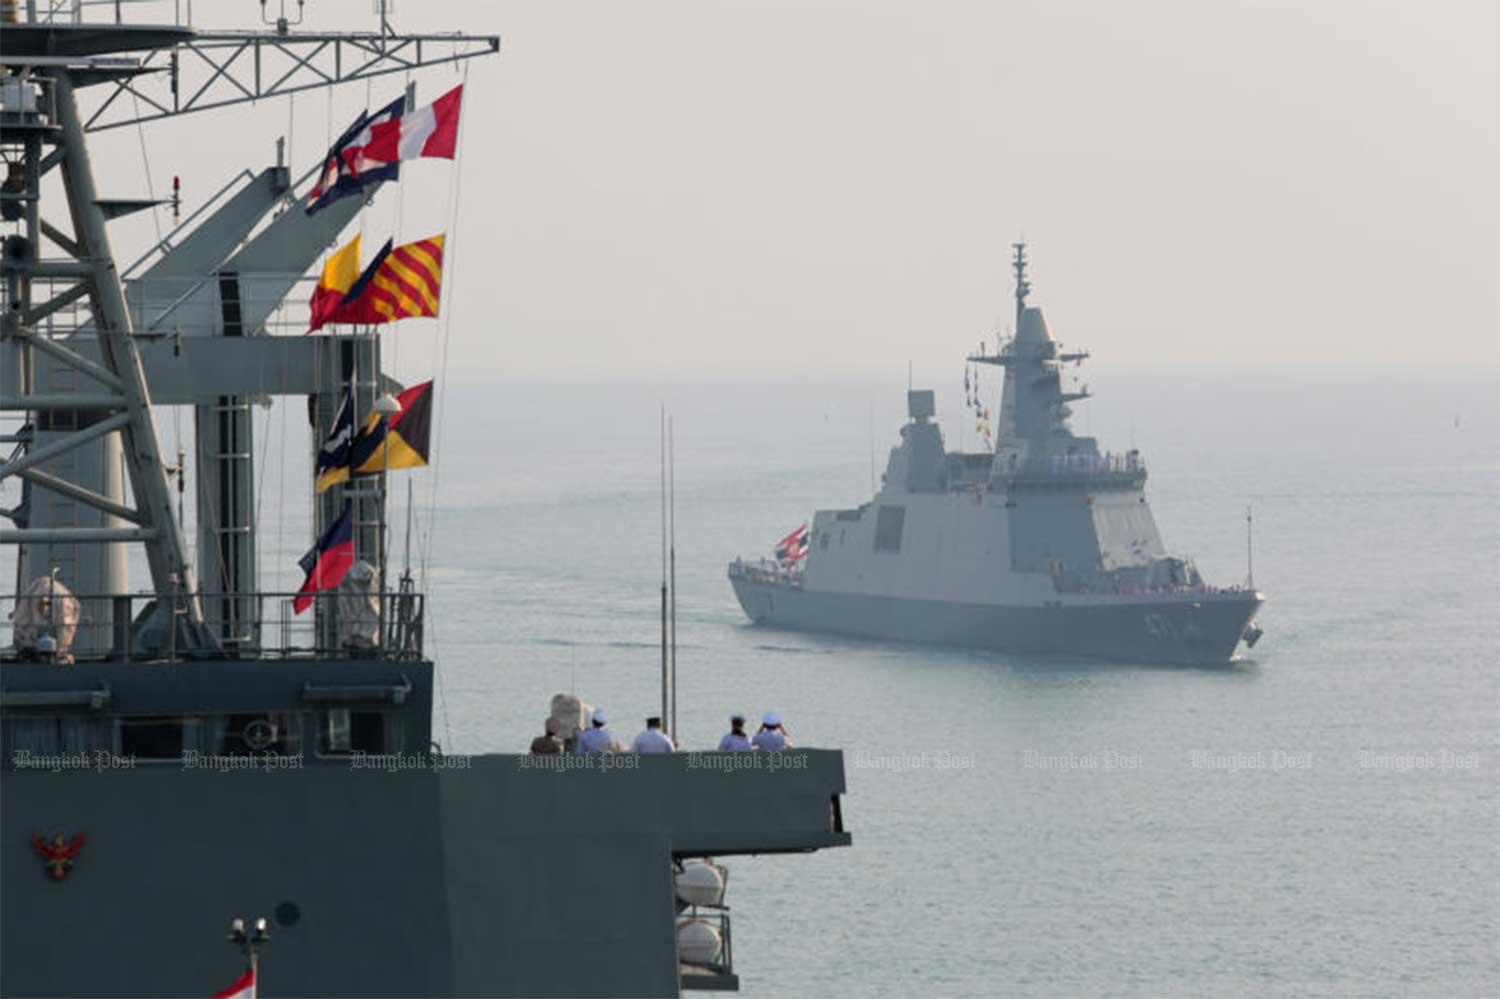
<box><xmin>730</xmin><ymin>245</ymin><xmax>1264</xmax><ymax>663</ymax></box>
<box><xmin>0</xmin><ymin>5</ymin><xmax>849</xmax><ymax>996</ymax></box>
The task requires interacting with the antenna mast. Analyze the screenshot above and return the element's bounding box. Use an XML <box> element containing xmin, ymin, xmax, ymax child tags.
<box><xmin>1012</xmin><ymin>242</ymin><xmax>1030</xmax><ymax>331</ymax></box>
<box><xmin>669</xmin><ymin>416</ymin><xmax>677</xmax><ymax>741</ymax></box>
<box><xmin>660</xmin><ymin>407</ymin><xmax>669</xmax><ymax>729</ymax></box>
<box><xmin>1246</xmin><ymin>505</ymin><xmax>1255</xmax><ymax>590</ymax></box>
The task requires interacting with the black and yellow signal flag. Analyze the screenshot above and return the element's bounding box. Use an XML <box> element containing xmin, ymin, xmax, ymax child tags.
<box><xmin>314</xmin><ymin>379</ymin><xmax>356</xmax><ymax>494</ymax></box>
<box><xmin>314</xmin><ymin>380</ymin><xmax>433</xmax><ymax>493</ymax></box>
<box><xmin>350</xmin><ymin>380</ymin><xmax>434</xmax><ymax>475</ymax></box>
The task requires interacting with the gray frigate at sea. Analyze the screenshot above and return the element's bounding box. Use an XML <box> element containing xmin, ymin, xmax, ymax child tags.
<box><xmin>730</xmin><ymin>245</ymin><xmax>1264</xmax><ymax>663</ymax></box>
<box><xmin>0</xmin><ymin>4</ymin><xmax>849</xmax><ymax>996</ymax></box>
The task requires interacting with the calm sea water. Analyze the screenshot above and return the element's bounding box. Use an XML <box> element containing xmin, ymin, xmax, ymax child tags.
<box><xmin>413</xmin><ymin>369</ymin><xmax>1498</xmax><ymax>998</ymax></box>
<box><xmin>11</xmin><ymin>368</ymin><xmax>1498</xmax><ymax>997</ymax></box>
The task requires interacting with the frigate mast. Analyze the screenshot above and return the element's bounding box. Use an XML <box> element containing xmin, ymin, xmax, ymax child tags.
<box><xmin>1</xmin><ymin>2</ymin><xmax>497</xmax><ymax>653</ymax></box>
<box><xmin>1012</xmin><ymin>240</ymin><xmax>1030</xmax><ymax>331</ymax></box>
<box><xmin>965</xmin><ymin>242</ymin><xmax>1090</xmax><ymax>465</ymax></box>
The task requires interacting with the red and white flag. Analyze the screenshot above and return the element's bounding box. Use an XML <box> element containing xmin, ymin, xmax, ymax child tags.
<box><xmin>366</xmin><ymin>83</ymin><xmax>465</xmax><ymax>163</ymax></box>
<box><xmin>306</xmin><ymin>84</ymin><xmax>465</xmax><ymax>215</ymax></box>
<box><xmin>212</xmin><ymin>967</ymin><xmax>255</xmax><ymax>999</ymax></box>
<box><xmin>774</xmin><ymin>524</ymin><xmax>810</xmax><ymax>563</ymax></box>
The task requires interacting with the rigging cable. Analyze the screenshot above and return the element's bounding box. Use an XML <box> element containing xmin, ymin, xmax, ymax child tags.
<box><xmin>420</xmin><ymin>61</ymin><xmax>471</xmax><ymax>590</ymax></box>
<box><xmin>285</xmin><ymin>92</ymin><xmax>294</xmax><ymax>196</ymax></box>
<box><xmin>253</xmin><ymin>375</ymin><xmax>274</xmax><ymax>593</ymax></box>
<box><xmin>306</xmin><ymin>81</ymin><xmax>337</xmax><ymax>562</ymax></box>
<box><xmin>276</xmin><ymin>360</ymin><xmax>288</xmax><ymax>594</ymax></box>
<box><xmin>127</xmin><ymin>87</ymin><xmax>193</xmax><ymax>575</ymax></box>
<box><xmin>262</xmin><ymin>91</ymin><xmax>296</xmax><ymax>591</ymax></box>
<box><xmin>129</xmin><ymin>91</ymin><xmax>165</xmax><ymax>248</ymax></box>
<box><xmin>391</xmin><ymin>69</ymin><xmax>410</xmax><ymax>382</ymax></box>
<box><xmin>420</xmin><ymin>60</ymin><xmax>471</xmax><ymax>751</ymax></box>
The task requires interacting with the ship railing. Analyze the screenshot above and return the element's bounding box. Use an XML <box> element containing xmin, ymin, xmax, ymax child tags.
<box><xmin>1056</xmin><ymin>578</ymin><xmax>1259</xmax><ymax>598</ymax></box>
<box><xmin>995</xmin><ymin>452</ymin><xmax>1147</xmax><ymax>485</ymax></box>
<box><xmin>18</xmin><ymin>0</ymin><xmax>189</xmax><ymax>27</ymax></box>
<box><xmin>125</xmin><ymin>274</ymin><xmax>319</xmax><ymax>337</ymax></box>
<box><xmin>678</xmin><ymin>906</ymin><xmax>735</xmax><ymax>991</ymax></box>
<box><xmin>0</xmin><ymin>589</ymin><xmax>426</xmax><ymax>663</ymax></box>
<box><xmin>727</xmin><ymin>558</ymin><xmax>804</xmax><ymax>589</ymax></box>
<box><xmin>122</xmin><ymin>169</ymin><xmax>264</xmax><ymax>279</ymax></box>
<box><xmin>1</xmin><ymin>272</ymin><xmax>319</xmax><ymax>340</ymax></box>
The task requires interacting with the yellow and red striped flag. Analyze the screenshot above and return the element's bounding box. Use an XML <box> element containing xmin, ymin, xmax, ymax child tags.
<box><xmin>328</xmin><ymin>234</ymin><xmax>444</xmax><ymax>326</ymax></box>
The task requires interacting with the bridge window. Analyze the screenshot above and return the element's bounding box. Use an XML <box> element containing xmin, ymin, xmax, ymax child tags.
<box><xmin>118</xmin><ymin>718</ymin><xmax>190</xmax><ymax>759</ymax></box>
<box><xmin>874</xmin><ymin>505</ymin><xmax>905</xmax><ymax>553</ymax></box>
<box><xmin>318</xmin><ymin>709</ymin><xmax>389</xmax><ymax>756</ymax></box>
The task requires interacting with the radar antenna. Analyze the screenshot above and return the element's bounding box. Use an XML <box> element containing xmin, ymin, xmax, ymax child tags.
<box><xmin>1012</xmin><ymin>242</ymin><xmax>1030</xmax><ymax>331</ymax></box>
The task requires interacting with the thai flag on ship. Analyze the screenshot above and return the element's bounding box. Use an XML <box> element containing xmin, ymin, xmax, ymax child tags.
<box><xmin>306</xmin><ymin>84</ymin><xmax>465</xmax><ymax>215</ymax></box>
<box><xmin>774</xmin><ymin>524</ymin><xmax>810</xmax><ymax>563</ymax></box>
<box><xmin>212</xmin><ymin>967</ymin><xmax>255</xmax><ymax>999</ymax></box>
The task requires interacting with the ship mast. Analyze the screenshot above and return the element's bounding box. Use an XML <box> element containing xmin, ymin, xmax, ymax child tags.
<box><xmin>1246</xmin><ymin>505</ymin><xmax>1255</xmax><ymax>590</ymax></box>
<box><xmin>1</xmin><ymin>5</ymin><xmax>498</xmax><ymax>653</ymax></box>
<box><xmin>7</xmin><ymin>70</ymin><xmax>210</xmax><ymax>646</ymax></box>
<box><xmin>1012</xmin><ymin>241</ymin><xmax>1030</xmax><ymax>333</ymax></box>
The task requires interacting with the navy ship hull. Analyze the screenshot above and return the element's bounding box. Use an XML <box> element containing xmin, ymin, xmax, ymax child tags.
<box><xmin>0</xmin><ymin>659</ymin><xmax>850</xmax><ymax>997</ymax></box>
<box><xmin>2</xmin><ymin>751</ymin><xmax>851</xmax><ymax>997</ymax></box>
<box><xmin>730</xmin><ymin>574</ymin><xmax>1261</xmax><ymax>664</ymax></box>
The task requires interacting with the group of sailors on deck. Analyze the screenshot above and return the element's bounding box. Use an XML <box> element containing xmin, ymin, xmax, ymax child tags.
<box><xmin>529</xmin><ymin>709</ymin><xmax>792</xmax><ymax>755</ymax></box>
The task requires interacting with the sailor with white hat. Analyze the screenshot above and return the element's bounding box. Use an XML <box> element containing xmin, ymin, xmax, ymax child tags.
<box><xmin>751</xmin><ymin>711</ymin><xmax>792</xmax><ymax>750</ymax></box>
<box><xmin>631</xmin><ymin>716</ymin><xmax>676</xmax><ymax>754</ymax></box>
<box><xmin>576</xmin><ymin>707</ymin><xmax>615</xmax><ymax>754</ymax></box>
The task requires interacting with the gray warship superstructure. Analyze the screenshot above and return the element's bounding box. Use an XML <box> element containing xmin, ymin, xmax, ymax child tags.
<box><xmin>730</xmin><ymin>245</ymin><xmax>1264</xmax><ymax>663</ymax></box>
<box><xmin>0</xmin><ymin>6</ymin><xmax>848</xmax><ymax>996</ymax></box>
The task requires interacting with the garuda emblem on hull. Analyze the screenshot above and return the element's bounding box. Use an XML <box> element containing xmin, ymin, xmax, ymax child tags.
<box><xmin>31</xmin><ymin>833</ymin><xmax>86</xmax><ymax>881</ymax></box>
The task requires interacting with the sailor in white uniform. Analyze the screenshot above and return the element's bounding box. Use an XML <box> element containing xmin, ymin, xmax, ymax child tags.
<box><xmin>631</xmin><ymin>716</ymin><xmax>676</xmax><ymax>754</ymax></box>
<box><xmin>576</xmin><ymin>708</ymin><xmax>614</xmax><ymax>754</ymax></box>
<box><xmin>751</xmin><ymin>711</ymin><xmax>792</xmax><ymax>750</ymax></box>
<box><xmin>717</xmin><ymin>714</ymin><xmax>752</xmax><ymax>751</ymax></box>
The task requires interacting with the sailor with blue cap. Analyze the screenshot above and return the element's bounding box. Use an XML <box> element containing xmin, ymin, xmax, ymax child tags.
<box><xmin>576</xmin><ymin>707</ymin><xmax>614</xmax><ymax>754</ymax></box>
<box><xmin>751</xmin><ymin>711</ymin><xmax>792</xmax><ymax>750</ymax></box>
<box><xmin>717</xmin><ymin>714</ymin><xmax>752</xmax><ymax>751</ymax></box>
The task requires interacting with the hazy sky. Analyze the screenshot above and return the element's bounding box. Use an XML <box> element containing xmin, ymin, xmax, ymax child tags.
<box><xmin>91</xmin><ymin>0</ymin><xmax>1498</xmax><ymax>381</ymax></box>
